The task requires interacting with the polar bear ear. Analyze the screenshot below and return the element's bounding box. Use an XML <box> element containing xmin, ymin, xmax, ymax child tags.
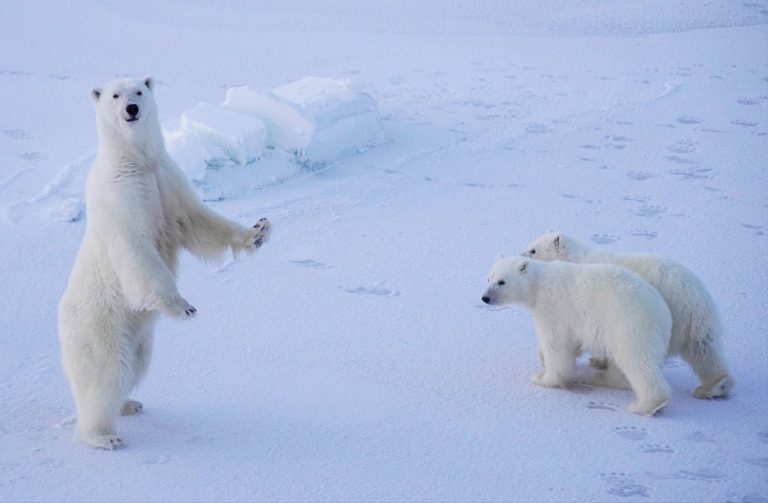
<box><xmin>91</xmin><ymin>88</ymin><xmax>102</xmax><ymax>102</ymax></box>
<box><xmin>144</xmin><ymin>77</ymin><xmax>154</xmax><ymax>91</ymax></box>
<box><xmin>553</xmin><ymin>234</ymin><xmax>561</xmax><ymax>251</ymax></box>
<box><xmin>497</xmin><ymin>253</ymin><xmax>505</xmax><ymax>260</ymax></box>
<box><xmin>519</xmin><ymin>261</ymin><xmax>528</xmax><ymax>273</ymax></box>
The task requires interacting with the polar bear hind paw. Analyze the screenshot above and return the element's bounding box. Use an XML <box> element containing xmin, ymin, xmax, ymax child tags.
<box><xmin>121</xmin><ymin>399</ymin><xmax>143</xmax><ymax>415</ymax></box>
<box><xmin>693</xmin><ymin>374</ymin><xmax>733</xmax><ymax>399</ymax></box>
<box><xmin>628</xmin><ymin>398</ymin><xmax>668</xmax><ymax>416</ymax></box>
<box><xmin>251</xmin><ymin>218</ymin><xmax>271</xmax><ymax>248</ymax></box>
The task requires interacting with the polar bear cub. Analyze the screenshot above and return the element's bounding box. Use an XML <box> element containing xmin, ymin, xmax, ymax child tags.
<box><xmin>482</xmin><ymin>256</ymin><xmax>672</xmax><ymax>416</ymax></box>
<box><xmin>58</xmin><ymin>77</ymin><xmax>271</xmax><ymax>450</ymax></box>
<box><xmin>522</xmin><ymin>233</ymin><xmax>732</xmax><ymax>399</ymax></box>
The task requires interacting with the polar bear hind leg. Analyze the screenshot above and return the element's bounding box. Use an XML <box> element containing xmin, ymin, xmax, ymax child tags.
<box><xmin>612</xmin><ymin>353</ymin><xmax>671</xmax><ymax>416</ymax></box>
<box><xmin>683</xmin><ymin>336</ymin><xmax>733</xmax><ymax>399</ymax></box>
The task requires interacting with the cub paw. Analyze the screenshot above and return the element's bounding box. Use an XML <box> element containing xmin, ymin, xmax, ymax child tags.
<box><xmin>249</xmin><ymin>217</ymin><xmax>271</xmax><ymax>248</ymax></box>
<box><xmin>165</xmin><ymin>295</ymin><xmax>197</xmax><ymax>319</ymax></box>
<box><xmin>121</xmin><ymin>400</ymin><xmax>143</xmax><ymax>415</ymax></box>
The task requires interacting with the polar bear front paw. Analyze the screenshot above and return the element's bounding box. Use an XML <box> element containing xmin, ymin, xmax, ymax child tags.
<box><xmin>78</xmin><ymin>431</ymin><xmax>124</xmax><ymax>450</ymax></box>
<box><xmin>164</xmin><ymin>295</ymin><xmax>197</xmax><ymax>319</ymax></box>
<box><xmin>249</xmin><ymin>217</ymin><xmax>271</xmax><ymax>248</ymax></box>
<box><xmin>532</xmin><ymin>372</ymin><xmax>565</xmax><ymax>388</ymax></box>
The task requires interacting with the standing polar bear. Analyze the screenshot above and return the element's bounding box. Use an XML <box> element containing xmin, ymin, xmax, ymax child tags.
<box><xmin>522</xmin><ymin>233</ymin><xmax>732</xmax><ymax>399</ymax></box>
<box><xmin>58</xmin><ymin>77</ymin><xmax>271</xmax><ymax>450</ymax></box>
<box><xmin>482</xmin><ymin>256</ymin><xmax>672</xmax><ymax>416</ymax></box>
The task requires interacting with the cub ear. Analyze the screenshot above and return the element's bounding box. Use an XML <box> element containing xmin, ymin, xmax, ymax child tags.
<box><xmin>144</xmin><ymin>77</ymin><xmax>154</xmax><ymax>90</ymax></box>
<box><xmin>91</xmin><ymin>88</ymin><xmax>102</xmax><ymax>102</ymax></box>
<box><xmin>519</xmin><ymin>261</ymin><xmax>528</xmax><ymax>273</ymax></box>
<box><xmin>497</xmin><ymin>253</ymin><xmax>505</xmax><ymax>260</ymax></box>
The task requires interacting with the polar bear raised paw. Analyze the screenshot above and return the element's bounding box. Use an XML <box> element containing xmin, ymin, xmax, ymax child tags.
<box><xmin>250</xmin><ymin>217</ymin><xmax>271</xmax><ymax>249</ymax></box>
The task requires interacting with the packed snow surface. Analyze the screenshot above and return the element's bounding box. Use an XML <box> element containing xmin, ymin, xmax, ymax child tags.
<box><xmin>1</xmin><ymin>1</ymin><xmax>767</xmax><ymax>502</ymax></box>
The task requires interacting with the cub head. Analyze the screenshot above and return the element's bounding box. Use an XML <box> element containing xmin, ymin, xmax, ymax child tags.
<box><xmin>481</xmin><ymin>255</ymin><xmax>535</xmax><ymax>306</ymax></box>
<box><xmin>521</xmin><ymin>232</ymin><xmax>578</xmax><ymax>261</ymax></box>
<box><xmin>91</xmin><ymin>77</ymin><xmax>159</xmax><ymax>141</ymax></box>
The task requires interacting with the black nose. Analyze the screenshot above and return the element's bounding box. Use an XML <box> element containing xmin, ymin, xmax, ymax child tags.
<box><xmin>126</xmin><ymin>104</ymin><xmax>139</xmax><ymax>117</ymax></box>
<box><xmin>481</xmin><ymin>296</ymin><xmax>490</xmax><ymax>304</ymax></box>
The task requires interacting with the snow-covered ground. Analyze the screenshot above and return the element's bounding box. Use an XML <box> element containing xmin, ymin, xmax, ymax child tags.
<box><xmin>1</xmin><ymin>1</ymin><xmax>767</xmax><ymax>501</ymax></box>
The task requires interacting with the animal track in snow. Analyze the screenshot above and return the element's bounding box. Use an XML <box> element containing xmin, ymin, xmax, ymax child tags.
<box><xmin>614</xmin><ymin>426</ymin><xmax>648</xmax><ymax>440</ymax></box>
<box><xmin>642</xmin><ymin>443</ymin><xmax>674</xmax><ymax>454</ymax></box>
<box><xmin>741</xmin><ymin>223</ymin><xmax>765</xmax><ymax>236</ymax></box>
<box><xmin>647</xmin><ymin>468</ymin><xmax>727</xmax><ymax>483</ymax></box>
<box><xmin>666</xmin><ymin>155</ymin><xmax>700</xmax><ymax>165</ymax></box>
<box><xmin>587</xmin><ymin>401</ymin><xmax>619</xmax><ymax>411</ymax></box>
<box><xmin>669</xmin><ymin>167</ymin><xmax>712</xmax><ymax>181</ymax></box>
<box><xmin>19</xmin><ymin>151</ymin><xmax>48</xmax><ymax>162</ymax></box>
<box><xmin>289</xmin><ymin>259</ymin><xmax>333</xmax><ymax>270</ymax></box>
<box><xmin>668</xmin><ymin>140</ymin><xmax>697</xmax><ymax>154</ymax></box>
<box><xmin>626</xmin><ymin>170</ymin><xmax>658</xmax><ymax>181</ymax></box>
<box><xmin>630</xmin><ymin>229</ymin><xmax>658</xmax><ymax>239</ymax></box>
<box><xmin>343</xmin><ymin>285</ymin><xmax>399</xmax><ymax>297</ymax></box>
<box><xmin>525</xmin><ymin>122</ymin><xmax>553</xmax><ymax>134</ymax></box>
<box><xmin>685</xmin><ymin>431</ymin><xmax>715</xmax><ymax>443</ymax></box>
<box><xmin>600</xmin><ymin>472</ymin><xmax>651</xmax><ymax>498</ymax></box>
<box><xmin>1</xmin><ymin>129</ymin><xmax>31</xmax><ymax>140</ymax></box>
<box><xmin>632</xmin><ymin>204</ymin><xmax>667</xmax><ymax>218</ymax></box>
<box><xmin>677</xmin><ymin>116</ymin><xmax>704</xmax><ymax>125</ymax></box>
<box><xmin>731</xmin><ymin>120</ymin><xmax>758</xmax><ymax>127</ymax></box>
<box><xmin>590</xmin><ymin>234</ymin><xmax>621</xmax><ymax>245</ymax></box>
<box><xmin>743</xmin><ymin>457</ymin><xmax>768</xmax><ymax>468</ymax></box>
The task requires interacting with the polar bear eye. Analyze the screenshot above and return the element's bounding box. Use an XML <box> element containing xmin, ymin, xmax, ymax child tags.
<box><xmin>497</xmin><ymin>280</ymin><xmax>505</xmax><ymax>286</ymax></box>
<box><xmin>137</xmin><ymin>91</ymin><xmax>142</xmax><ymax>96</ymax></box>
<box><xmin>529</xmin><ymin>249</ymin><xmax>536</xmax><ymax>255</ymax></box>
<box><xmin>112</xmin><ymin>93</ymin><xmax>119</xmax><ymax>99</ymax></box>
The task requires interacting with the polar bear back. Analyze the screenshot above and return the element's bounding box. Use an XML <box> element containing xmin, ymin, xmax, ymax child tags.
<box><xmin>533</xmin><ymin>260</ymin><xmax>673</xmax><ymax>356</ymax></box>
<box><xmin>604</xmin><ymin>253</ymin><xmax>721</xmax><ymax>354</ymax></box>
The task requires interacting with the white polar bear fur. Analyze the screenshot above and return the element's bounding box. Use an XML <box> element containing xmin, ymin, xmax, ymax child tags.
<box><xmin>522</xmin><ymin>233</ymin><xmax>732</xmax><ymax>399</ymax></box>
<box><xmin>58</xmin><ymin>77</ymin><xmax>271</xmax><ymax>450</ymax></box>
<box><xmin>482</xmin><ymin>256</ymin><xmax>672</xmax><ymax>416</ymax></box>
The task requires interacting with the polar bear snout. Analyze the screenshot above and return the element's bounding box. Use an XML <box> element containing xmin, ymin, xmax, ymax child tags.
<box><xmin>125</xmin><ymin>103</ymin><xmax>140</xmax><ymax>122</ymax></box>
<box><xmin>481</xmin><ymin>291</ymin><xmax>497</xmax><ymax>305</ymax></box>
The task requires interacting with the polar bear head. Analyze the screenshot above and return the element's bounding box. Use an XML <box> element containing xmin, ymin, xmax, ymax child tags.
<box><xmin>522</xmin><ymin>232</ymin><xmax>585</xmax><ymax>261</ymax></box>
<box><xmin>481</xmin><ymin>256</ymin><xmax>537</xmax><ymax>306</ymax></box>
<box><xmin>91</xmin><ymin>77</ymin><xmax>160</xmax><ymax>146</ymax></box>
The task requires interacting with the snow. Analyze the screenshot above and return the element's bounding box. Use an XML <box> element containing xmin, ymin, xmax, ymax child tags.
<box><xmin>1</xmin><ymin>1</ymin><xmax>767</xmax><ymax>502</ymax></box>
<box><xmin>177</xmin><ymin>103</ymin><xmax>267</xmax><ymax>166</ymax></box>
<box><xmin>223</xmin><ymin>77</ymin><xmax>386</xmax><ymax>167</ymax></box>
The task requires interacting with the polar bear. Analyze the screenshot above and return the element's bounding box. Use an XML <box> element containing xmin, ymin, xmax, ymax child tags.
<box><xmin>482</xmin><ymin>256</ymin><xmax>672</xmax><ymax>416</ymax></box>
<box><xmin>522</xmin><ymin>233</ymin><xmax>732</xmax><ymax>399</ymax></box>
<box><xmin>58</xmin><ymin>77</ymin><xmax>271</xmax><ymax>450</ymax></box>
